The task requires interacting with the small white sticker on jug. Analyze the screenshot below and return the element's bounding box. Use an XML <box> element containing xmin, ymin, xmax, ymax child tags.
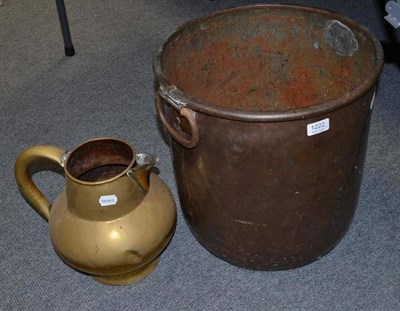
<box><xmin>99</xmin><ymin>195</ymin><xmax>118</xmax><ymax>207</ymax></box>
<box><xmin>307</xmin><ymin>118</ymin><xmax>330</xmax><ymax>136</ymax></box>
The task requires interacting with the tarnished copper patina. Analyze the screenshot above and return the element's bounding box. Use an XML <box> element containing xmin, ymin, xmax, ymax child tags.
<box><xmin>154</xmin><ymin>5</ymin><xmax>384</xmax><ymax>270</ymax></box>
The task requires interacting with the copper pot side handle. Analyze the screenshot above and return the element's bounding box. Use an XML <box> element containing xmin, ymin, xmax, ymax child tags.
<box><xmin>155</xmin><ymin>92</ymin><xmax>199</xmax><ymax>149</ymax></box>
<box><xmin>14</xmin><ymin>146</ymin><xmax>66</xmax><ymax>221</ymax></box>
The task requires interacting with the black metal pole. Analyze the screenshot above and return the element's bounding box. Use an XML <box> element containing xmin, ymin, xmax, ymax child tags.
<box><xmin>55</xmin><ymin>0</ymin><xmax>75</xmax><ymax>56</ymax></box>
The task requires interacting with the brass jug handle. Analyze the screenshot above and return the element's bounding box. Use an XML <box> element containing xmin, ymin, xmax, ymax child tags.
<box><xmin>14</xmin><ymin>146</ymin><xmax>66</xmax><ymax>221</ymax></box>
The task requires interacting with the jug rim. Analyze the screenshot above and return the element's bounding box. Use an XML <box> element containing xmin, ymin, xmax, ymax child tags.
<box><xmin>63</xmin><ymin>137</ymin><xmax>136</xmax><ymax>186</ymax></box>
<box><xmin>153</xmin><ymin>4</ymin><xmax>384</xmax><ymax>122</ymax></box>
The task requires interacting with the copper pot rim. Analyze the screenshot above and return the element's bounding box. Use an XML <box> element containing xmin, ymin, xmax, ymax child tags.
<box><xmin>153</xmin><ymin>4</ymin><xmax>384</xmax><ymax>122</ymax></box>
<box><xmin>64</xmin><ymin>137</ymin><xmax>136</xmax><ymax>186</ymax></box>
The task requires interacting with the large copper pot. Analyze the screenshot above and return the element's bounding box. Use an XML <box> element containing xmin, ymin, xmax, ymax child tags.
<box><xmin>153</xmin><ymin>5</ymin><xmax>384</xmax><ymax>270</ymax></box>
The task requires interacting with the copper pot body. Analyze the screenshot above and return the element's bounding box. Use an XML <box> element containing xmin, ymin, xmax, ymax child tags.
<box><xmin>15</xmin><ymin>138</ymin><xmax>176</xmax><ymax>284</ymax></box>
<box><xmin>154</xmin><ymin>5</ymin><xmax>384</xmax><ymax>270</ymax></box>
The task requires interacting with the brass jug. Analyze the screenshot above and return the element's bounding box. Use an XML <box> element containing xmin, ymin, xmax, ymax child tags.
<box><xmin>14</xmin><ymin>138</ymin><xmax>176</xmax><ymax>285</ymax></box>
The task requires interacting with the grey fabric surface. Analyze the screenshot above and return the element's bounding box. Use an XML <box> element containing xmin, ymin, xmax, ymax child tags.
<box><xmin>0</xmin><ymin>0</ymin><xmax>399</xmax><ymax>310</ymax></box>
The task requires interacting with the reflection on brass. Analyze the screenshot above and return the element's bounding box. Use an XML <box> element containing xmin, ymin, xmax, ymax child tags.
<box><xmin>14</xmin><ymin>138</ymin><xmax>176</xmax><ymax>285</ymax></box>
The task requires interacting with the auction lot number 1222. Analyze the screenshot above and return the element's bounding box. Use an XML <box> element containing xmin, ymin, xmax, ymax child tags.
<box><xmin>307</xmin><ymin>118</ymin><xmax>330</xmax><ymax>136</ymax></box>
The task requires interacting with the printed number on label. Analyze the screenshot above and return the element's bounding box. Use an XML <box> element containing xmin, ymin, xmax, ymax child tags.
<box><xmin>307</xmin><ymin>118</ymin><xmax>330</xmax><ymax>136</ymax></box>
<box><xmin>99</xmin><ymin>195</ymin><xmax>118</xmax><ymax>207</ymax></box>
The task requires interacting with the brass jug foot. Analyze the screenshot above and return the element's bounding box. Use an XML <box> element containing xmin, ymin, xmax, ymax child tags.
<box><xmin>91</xmin><ymin>257</ymin><xmax>161</xmax><ymax>286</ymax></box>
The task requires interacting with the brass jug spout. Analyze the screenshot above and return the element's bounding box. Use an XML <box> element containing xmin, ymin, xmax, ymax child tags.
<box><xmin>127</xmin><ymin>153</ymin><xmax>159</xmax><ymax>193</ymax></box>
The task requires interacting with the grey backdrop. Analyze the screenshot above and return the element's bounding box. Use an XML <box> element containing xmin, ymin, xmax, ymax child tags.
<box><xmin>1</xmin><ymin>0</ymin><xmax>399</xmax><ymax>310</ymax></box>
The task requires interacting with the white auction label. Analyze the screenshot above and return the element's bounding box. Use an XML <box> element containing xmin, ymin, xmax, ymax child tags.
<box><xmin>99</xmin><ymin>195</ymin><xmax>118</xmax><ymax>207</ymax></box>
<box><xmin>307</xmin><ymin>118</ymin><xmax>330</xmax><ymax>136</ymax></box>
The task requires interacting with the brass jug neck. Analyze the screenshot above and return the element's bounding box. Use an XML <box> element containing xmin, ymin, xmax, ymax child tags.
<box><xmin>60</xmin><ymin>138</ymin><xmax>155</xmax><ymax>221</ymax></box>
<box><xmin>64</xmin><ymin>175</ymin><xmax>145</xmax><ymax>221</ymax></box>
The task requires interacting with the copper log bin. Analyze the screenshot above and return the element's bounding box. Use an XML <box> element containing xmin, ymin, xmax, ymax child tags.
<box><xmin>153</xmin><ymin>5</ymin><xmax>384</xmax><ymax>270</ymax></box>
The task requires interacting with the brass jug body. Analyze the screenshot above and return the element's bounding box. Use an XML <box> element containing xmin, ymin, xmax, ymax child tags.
<box><xmin>15</xmin><ymin>138</ymin><xmax>176</xmax><ymax>285</ymax></box>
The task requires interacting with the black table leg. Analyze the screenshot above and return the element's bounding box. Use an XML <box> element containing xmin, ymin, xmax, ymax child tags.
<box><xmin>55</xmin><ymin>0</ymin><xmax>75</xmax><ymax>56</ymax></box>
